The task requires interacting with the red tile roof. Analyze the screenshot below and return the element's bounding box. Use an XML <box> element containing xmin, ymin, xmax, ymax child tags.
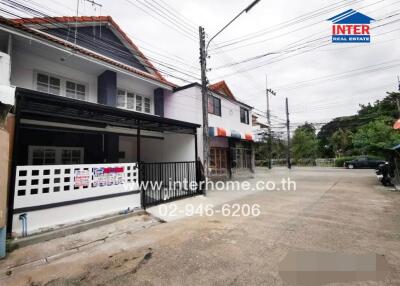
<box><xmin>3</xmin><ymin>16</ymin><xmax>175</xmax><ymax>87</ymax></box>
<box><xmin>209</xmin><ymin>80</ymin><xmax>236</xmax><ymax>100</ymax></box>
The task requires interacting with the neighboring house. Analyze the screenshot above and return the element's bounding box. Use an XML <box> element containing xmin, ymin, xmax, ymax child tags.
<box><xmin>0</xmin><ymin>16</ymin><xmax>201</xmax><ymax>236</ymax></box>
<box><xmin>252</xmin><ymin>114</ymin><xmax>268</xmax><ymax>143</ymax></box>
<box><xmin>164</xmin><ymin>80</ymin><xmax>255</xmax><ymax>179</ymax></box>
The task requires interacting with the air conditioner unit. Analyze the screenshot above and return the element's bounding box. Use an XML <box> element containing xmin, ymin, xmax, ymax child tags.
<box><xmin>0</xmin><ymin>51</ymin><xmax>15</xmax><ymax>106</ymax></box>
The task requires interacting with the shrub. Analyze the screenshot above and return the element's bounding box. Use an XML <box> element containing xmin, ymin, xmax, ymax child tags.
<box><xmin>334</xmin><ymin>156</ymin><xmax>357</xmax><ymax>167</ymax></box>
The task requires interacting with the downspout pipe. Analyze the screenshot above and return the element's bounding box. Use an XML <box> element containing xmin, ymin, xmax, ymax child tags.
<box><xmin>18</xmin><ymin>213</ymin><xmax>27</xmax><ymax>237</ymax></box>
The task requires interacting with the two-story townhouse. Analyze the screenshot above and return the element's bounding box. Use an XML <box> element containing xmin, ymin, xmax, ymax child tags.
<box><xmin>0</xmin><ymin>16</ymin><xmax>202</xmax><ymax>236</ymax></box>
<box><xmin>164</xmin><ymin>80</ymin><xmax>254</xmax><ymax>179</ymax></box>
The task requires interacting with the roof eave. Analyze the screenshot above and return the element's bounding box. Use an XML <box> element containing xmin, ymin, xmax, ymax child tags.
<box><xmin>0</xmin><ymin>20</ymin><xmax>175</xmax><ymax>90</ymax></box>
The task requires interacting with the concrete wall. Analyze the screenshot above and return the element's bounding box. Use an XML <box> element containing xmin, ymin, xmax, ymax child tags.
<box><xmin>12</xmin><ymin>162</ymin><xmax>140</xmax><ymax>236</ymax></box>
<box><xmin>12</xmin><ymin>193</ymin><xmax>140</xmax><ymax>236</ymax></box>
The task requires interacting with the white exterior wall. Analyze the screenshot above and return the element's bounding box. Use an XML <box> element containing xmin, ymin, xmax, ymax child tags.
<box><xmin>12</xmin><ymin>194</ymin><xmax>140</xmax><ymax>236</ymax></box>
<box><xmin>117</xmin><ymin>76</ymin><xmax>155</xmax><ymax>113</ymax></box>
<box><xmin>165</xmin><ymin>86</ymin><xmax>252</xmax><ymax>134</ymax></box>
<box><xmin>11</xmin><ymin>47</ymin><xmax>99</xmax><ymax>103</ymax></box>
<box><xmin>164</xmin><ymin>85</ymin><xmax>253</xmax><ymax>161</ymax></box>
<box><xmin>12</xmin><ymin>163</ymin><xmax>140</xmax><ymax>235</ymax></box>
<box><xmin>10</xmin><ymin>46</ymin><xmax>156</xmax><ymax>112</ymax></box>
<box><xmin>119</xmin><ymin>134</ymin><xmax>195</xmax><ymax>163</ymax></box>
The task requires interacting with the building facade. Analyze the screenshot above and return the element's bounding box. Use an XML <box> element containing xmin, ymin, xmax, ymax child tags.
<box><xmin>0</xmin><ymin>14</ymin><xmax>255</xmax><ymax>237</ymax></box>
<box><xmin>165</xmin><ymin>81</ymin><xmax>254</xmax><ymax>179</ymax></box>
<box><xmin>0</xmin><ymin>16</ymin><xmax>201</xmax><ymax>236</ymax></box>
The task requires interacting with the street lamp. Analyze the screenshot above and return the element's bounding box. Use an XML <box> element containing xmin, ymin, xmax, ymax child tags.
<box><xmin>206</xmin><ymin>0</ymin><xmax>261</xmax><ymax>52</ymax></box>
<box><xmin>199</xmin><ymin>0</ymin><xmax>261</xmax><ymax>190</ymax></box>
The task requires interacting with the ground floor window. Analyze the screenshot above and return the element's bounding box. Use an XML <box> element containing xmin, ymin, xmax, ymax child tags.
<box><xmin>233</xmin><ymin>147</ymin><xmax>252</xmax><ymax>169</ymax></box>
<box><xmin>28</xmin><ymin>146</ymin><xmax>84</xmax><ymax>165</ymax></box>
<box><xmin>209</xmin><ymin>147</ymin><xmax>228</xmax><ymax>175</ymax></box>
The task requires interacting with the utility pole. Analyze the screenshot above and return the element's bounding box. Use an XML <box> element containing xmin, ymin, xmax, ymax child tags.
<box><xmin>198</xmin><ymin>0</ymin><xmax>261</xmax><ymax>190</ymax></box>
<box><xmin>199</xmin><ymin>26</ymin><xmax>209</xmax><ymax>189</ymax></box>
<box><xmin>266</xmin><ymin>76</ymin><xmax>276</xmax><ymax>169</ymax></box>
<box><xmin>285</xmin><ymin>97</ymin><xmax>291</xmax><ymax>169</ymax></box>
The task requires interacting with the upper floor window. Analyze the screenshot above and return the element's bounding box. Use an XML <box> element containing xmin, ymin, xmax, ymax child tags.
<box><xmin>35</xmin><ymin>71</ymin><xmax>87</xmax><ymax>100</ymax></box>
<box><xmin>66</xmin><ymin>81</ymin><xmax>86</xmax><ymax>100</ymax></box>
<box><xmin>37</xmin><ymin>73</ymin><xmax>61</xmax><ymax>95</ymax></box>
<box><xmin>240</xmin><ymin>107</ymin><xmax>249</xmax><ymax>124</ymax></box>
<box><xmin>144</xmin><ymin>97</ymin><xmax>151</xmax><ymax>113</ymax></box>
<box><xmin>117</xmin><ymin>88</ymin><xmax>152</xmax><ymax>114</ymax></box>
<box><xmin>136</xmin><ymin>95</ymin><xmax>142</xmax><ymax>112</ymax></box>
<box><xmin>208</xmin><ymin>95</ymin><xmax>221</xmax><ymax>116</ymax></box>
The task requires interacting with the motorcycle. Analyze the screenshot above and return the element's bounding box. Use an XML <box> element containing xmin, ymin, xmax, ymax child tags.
<box><xmin>375</xmin><ymin>162</ymin><xmax>393</xmax><ymax>186</ymax></box>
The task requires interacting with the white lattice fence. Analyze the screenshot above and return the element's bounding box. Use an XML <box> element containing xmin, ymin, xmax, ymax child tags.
<box><xmin>14</xmin><ymin>163</ymin><xmax>139</xmax><ymax>209</ymax></box>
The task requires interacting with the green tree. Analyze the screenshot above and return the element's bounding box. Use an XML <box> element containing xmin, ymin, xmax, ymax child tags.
<box><xmin>291</xmin><ymin>123</ymin><xmax>318</xmax><ymax>159</ymax></box>
<box><xmin>317</xmin><ymin>92</ymin><xmax>400</xmax><ymax>157</ymax></box>
<box><xmin>352</xmin><ymin>117</ymin><xmax>400</xmax><ymax>156</ymax></box>
<box><xmin>255</xmin><ymin>133</ymin><xmax>287</xmax><ymax>161</ymax></box>
<box><xmin>330</xmin><ymin>128</ymin><xmax>353</xmax><ymax>157</ymax></box>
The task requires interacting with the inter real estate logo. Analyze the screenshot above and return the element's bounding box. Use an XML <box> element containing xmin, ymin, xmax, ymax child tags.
<box><xmin>327</xmin><ymin>9</ymin><xmax>374</xmax><ymax>43</ymax></box>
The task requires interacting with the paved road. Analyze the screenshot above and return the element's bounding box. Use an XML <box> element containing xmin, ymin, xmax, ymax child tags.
<box><xmin>2</xmin><ymin>168</ymin><xmax>400</xmax><ymax>286</ymax></box>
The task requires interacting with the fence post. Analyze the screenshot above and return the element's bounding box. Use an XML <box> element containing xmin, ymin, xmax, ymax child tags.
<box><xmin>139</xmin><ymin>163</ymin><xmax>146</xmax><ymax>210</ymax></box>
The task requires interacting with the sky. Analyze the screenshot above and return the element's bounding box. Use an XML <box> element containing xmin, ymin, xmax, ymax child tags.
<box><xmin>10</xmin><ymin>0</ymin><xmax>400</xmax><ymax>132</ymax></box>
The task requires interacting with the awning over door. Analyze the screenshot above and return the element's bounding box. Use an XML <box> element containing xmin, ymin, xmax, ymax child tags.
<box><xmin>209</xmin><ymin>126</ymin><xmax>253</xmax><ymax>141</ymax></box>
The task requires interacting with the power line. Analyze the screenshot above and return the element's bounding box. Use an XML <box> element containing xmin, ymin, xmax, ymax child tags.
<box><xmin>123</xmin><ymin>0</ymin><xmax>197</xmax><ymax>41</ymax></box>
<box><xmin>209</xmin><ymin>4</ymin><xmax>400</xmax><ymax>80</ymax></box>
<box><xmin>210</xmin><ymin>10</ymin><xmax>400</xmax><ymax>76</ymax></box>
<box><xmin>274</xmin><ymin>60</ymin><xmax>400</xmax><ymax>91</ymax></box>
<box><xmin>0</xmin><ymin>0</ymin><xmax>203</xmax><ymax>83</ymax></box>
<box><xmin>209</xmin><ymin>0</ymin><xmax>389</xmax><ymax>54</ymax></box>
<box><xmin>209</xmin><ymin>0</ymin><xmax>359</xmax><ymax>51</ymax></box>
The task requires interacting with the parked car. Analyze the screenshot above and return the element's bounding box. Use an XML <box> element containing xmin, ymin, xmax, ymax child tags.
<box><xmin>344</xmin><ymin>156</ymin><xmax>386</xmax><ymax>169</ymax></box>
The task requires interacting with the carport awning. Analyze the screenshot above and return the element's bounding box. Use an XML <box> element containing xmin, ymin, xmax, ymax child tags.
<box><xmin>15</xmin><ymin>88</ymin><xmax>200</xmax><ymax>134</ymax></box>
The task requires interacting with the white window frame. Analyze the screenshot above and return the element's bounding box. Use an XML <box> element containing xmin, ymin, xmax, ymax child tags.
<box><xmin>35</xmin><ymin>72</ymin><xmax>61</xmax><ymax>96</ymax></box>
<box><xmin>34</xmin><ymin>70</ymin><xmax>88</xmax><ymax>101</ymax></box>
<box><xmin>116</xmin><ymin>88</ymin><xmax>153</xmax><ymax>114</ymax></box>
<box><xmin>28</xmin><ymin>146</ymin><xmax>84</xmax><ymax>165</ymax></box>
<box><xmin>240</xmin><ymin>107</ymin><xmax>250</xmax><ymax>125</ymax></box>
<box><xmin>66</xmin><ymin>80</ymin><xmax>87</xmax><ymax>100</ymax></box>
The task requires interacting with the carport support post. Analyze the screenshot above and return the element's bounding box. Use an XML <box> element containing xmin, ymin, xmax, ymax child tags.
<box><xmin>137</xmin><ymin>120</ymin><xmax>144</xmax><ymax>209</ymax></box>
<box><xmin>137</xmin><ymin>120</ymin><xmax>141</xmax><ymax>163</ymax></box>
<box><xmin>7</xmin><ymin>95</ymin><xmax>21</xmax><ymax>235</ymax></box>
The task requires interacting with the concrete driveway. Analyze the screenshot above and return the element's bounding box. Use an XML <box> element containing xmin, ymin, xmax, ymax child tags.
<box><xmin>2</xmin><ymin>167</ymin><xmax>400</xmax><ymax>286</ymax></box>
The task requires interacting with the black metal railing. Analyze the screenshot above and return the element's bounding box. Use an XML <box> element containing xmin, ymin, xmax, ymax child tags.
<box><xmin>139</xmin><ymin>161</ymin><xmax>202</xmax><ymax>208</ymax></box>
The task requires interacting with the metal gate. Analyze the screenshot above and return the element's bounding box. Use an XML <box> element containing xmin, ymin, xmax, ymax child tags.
<box><xmin>139</xmin><ymin>161</ymin><xmax>202</xmax><ymax>208</ymax></box>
